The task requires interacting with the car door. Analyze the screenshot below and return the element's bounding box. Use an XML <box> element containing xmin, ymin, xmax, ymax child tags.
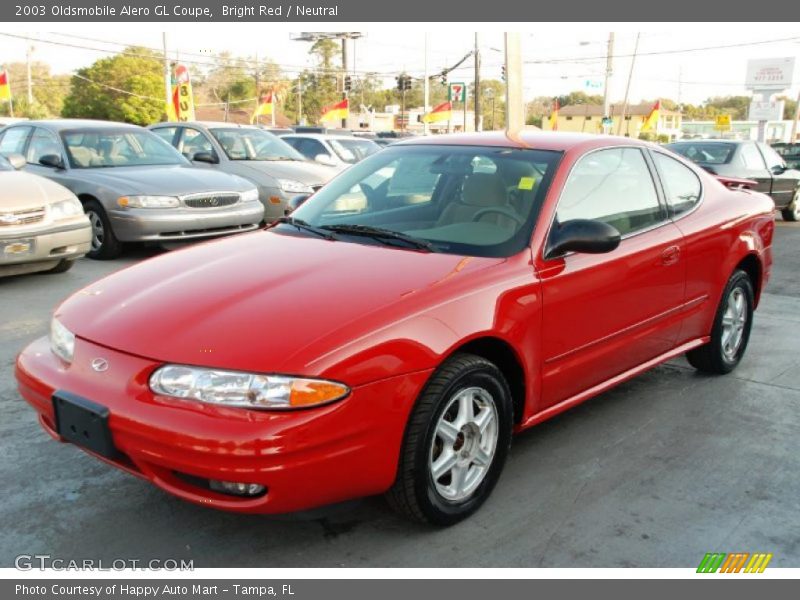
<box><xmin>757</xmin><ymin>142</ymin><xmax>797</xmax><ymax>209</ymax></box>
<box><xmin>737</xmin><ymin>142</ymin><xmax>773</xmax><ymax>197</ymax></box>
<box><xmin>177</xmin><ymin>127</ymin><xmax>220</xmax><ymax>167</ymax></box>
<box><xmin>536</xmin><ymin>146</ymin><xmax>687</xmax><ymax>407</ymax></box>
<box><xmin>23</xmin><ymin>127</ymin><xmax>71</xmax><ymax>184</ymax></box>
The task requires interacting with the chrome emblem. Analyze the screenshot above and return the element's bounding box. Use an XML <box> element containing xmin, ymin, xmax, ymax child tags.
<box><xmin>209</xmin><ymin>196</ymin><xmax>220</xmax><ymax>206</ymax></box>
<box><xmin>90</xmin><ymin>358</ymin><xmax>109</xmax><ymax>372</ymax></box>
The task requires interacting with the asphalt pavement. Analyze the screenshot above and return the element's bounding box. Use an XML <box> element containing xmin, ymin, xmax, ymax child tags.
<box><xmin>1</xmin><ymin>223</ymin><xmax>799</xmax><ymax>568</ymax></box>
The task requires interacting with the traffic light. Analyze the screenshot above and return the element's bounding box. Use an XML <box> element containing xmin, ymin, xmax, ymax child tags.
<box><xmin>344</xmin><ymin>75</ymin><xmax>352</xmax><ymax>92</ymax></box>
<box><xmin>440</xmin><ymin>75</ymin><xmax>447</xmax><ymax>86</ymax></box>
<box><xmin>396</xmin><ymin>74</ymin><xmax>412</xmax><ymax>92</ymax></box>
<box><xmin>501</xmin><ymin>65</ymin><xmax>506</xmax><ymax>82</ymax></box>
<box><xmin>403</xmin><ymin>75</ymin><xmax>412</xmax><ymax>91</ymax></box>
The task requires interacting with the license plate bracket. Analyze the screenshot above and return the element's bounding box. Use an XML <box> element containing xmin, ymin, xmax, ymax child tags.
<box><xmin>52</xmin><ymin>391</ymin><xmax>118</xmax><ymax>459</ymax></box>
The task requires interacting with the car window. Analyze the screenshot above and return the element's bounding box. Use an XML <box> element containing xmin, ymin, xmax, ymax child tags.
<box><xmin>0</xmin><ymin>126</ymin><xmax>32</xmax><ymax>155</ymax></box>
<box><xmin>0</xmin><ymin>154</ymin><xmax>12</xmax><ymax>171</ymax></box>
<box><xmin>62</xmin><ymin>129</ymin><xmax>186</xmax><ymax>168</ymax></box>
<box><xmin>653</xmin><ymin>152</ymin><xmax>702</xmax><ymax>217</ymax></box>
<box><xmin>180</xmin><ymin>128</ymin><xmax>216</xmax><ymax>160</ymax></box>
<box><xmin>556</xmin><ymin>147</ymin><xmax>663</xmax><ymax>237</ymax></box>
<box><xmin>26</xmin><ymin>128</ymin><xmax>62</xmax><ymax>165</ymax></box>
<box><xmin>209</xmin><ymin>128</ymin><xmax>305</xmax><ymax>161</ymax></box>
<box><xmin>289</xmin><ymin>138</ymin><xmax>327</xmax><ymax>160</ymax></box>
<box><xmin>668</xmin><ymin>142</ymin><xmax>735</xmax><ymax>165</ymax></box>
<box><xmin>758</xmin><ymin>143</ymin><xmax>786</xmax><ymax>171</ymax></box>
<box><xmin>740</xmin><ymin>143</ymin><xmax>767</xmax><ymax>170</ymax></box>
<box><xmin>291</xmin><ymin>144</ymin><xmax>561</xmax><ymax>258</ymax></box>
<box><xmin>151</xmin><ymin>126</ymin><xmax>178</xmax><ymax>145</ymax></box>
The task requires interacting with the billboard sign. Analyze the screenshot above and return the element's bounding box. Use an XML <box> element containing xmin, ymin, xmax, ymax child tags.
<box><xmin>748</xmin><ymin>100</ymin><xmax>785</xmax><ymax>121</ymax></box>
<box><xmin>745</xmin><ymin>57</ymin><xmax>795</xmax><ymax>90</ymax></box>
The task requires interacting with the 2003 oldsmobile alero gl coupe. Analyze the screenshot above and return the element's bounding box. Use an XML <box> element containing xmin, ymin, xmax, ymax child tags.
<box><xmin>16</xmin><ymin>132</ymin><xmax>774</xmax><ymax>525</ymax></box>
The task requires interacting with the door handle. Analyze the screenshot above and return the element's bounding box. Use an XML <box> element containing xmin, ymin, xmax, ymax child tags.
<box><xmin>661</xmin><ymin>245</ymin><xmax>681</xmax><ymax>266</ymax></box>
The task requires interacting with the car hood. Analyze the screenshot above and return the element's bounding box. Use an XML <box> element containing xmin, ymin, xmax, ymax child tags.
<box><xmin>234</xmin><ymin>160</ymin><xmax>337</xmax><ymax>186</ymax></box>
<box><xmin>73</xmin><ymin>165</ymin><xmax>252</xmax><ymax>195</ymax></box>
<box><xmin>57</xmin><ymin>231</ymin><xmax>502</xmax><ymax>380</ymax></box>
<box><xmin>0</xmin><ymin>171</ymin><xmax>75</xmax><ymax>210</ymax></box>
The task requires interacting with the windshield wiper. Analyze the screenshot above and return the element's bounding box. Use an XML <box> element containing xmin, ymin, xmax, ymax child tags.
<box><xmin>321</xmin><ymin>224</ymin><xmax>437</xmax><ymax>252</ymax></box>
<box><xmin>270</xmin><ymin>217</ymin><xmax>338</xmax><ymax>240</ymax></box>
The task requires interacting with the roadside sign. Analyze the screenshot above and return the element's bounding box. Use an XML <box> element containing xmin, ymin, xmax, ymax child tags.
<box><xmin>584</xmin><ymin>79</ymin><xmax>603</xmax><ymax>90</ymax></box>
<box><xmin>715</xmin><ymin>114</ymin><xmax>732</xmax><ymax>131</ymax></box>
<box><xmin>602</xmin><ymin>117</ymin><xmax>613</xmax><ymax>127</ymax></box>
<box><xmin>748</xmin><ymin>100</ymin><xmax>784</xmax><ymax>121</ymax></box>
<box><xmin>745</xmin><ymin>57</ymin><xmax>795</xmax><ymax>91</ymax></box>
<box><xmin>448</xmin><ymin>82</ymin><xmax>466</xmax><ymax>103</ymax></box>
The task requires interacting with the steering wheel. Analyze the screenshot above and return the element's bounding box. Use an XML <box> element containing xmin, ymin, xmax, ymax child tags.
<box><xmin>471</xmin><ymin>206</ymin><xmax>525</xmax><ymax>225</ymax></box>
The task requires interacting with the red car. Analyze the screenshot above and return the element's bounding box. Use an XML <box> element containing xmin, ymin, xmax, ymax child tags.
<box><xmin>16</xmin><ymin>132</ymin><xmax>774</xmax><ymax>525</ymax></box>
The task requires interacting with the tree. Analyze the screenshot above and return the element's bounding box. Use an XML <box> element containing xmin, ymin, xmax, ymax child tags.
<box><xmin>61</xmin><ymin>46</ymin><xmax>164</xmax><ymax>125</ymax></box>
<box><xmin>0</xmin><ymin>61</ymin><xmax>69</xmax><ymax>118</ymax></box>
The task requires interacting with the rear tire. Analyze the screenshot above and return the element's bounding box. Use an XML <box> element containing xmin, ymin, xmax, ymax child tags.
<box><xmin>386</xmin><ymin>353</ymin><xmax>513</xmax><ymax>526</ymax></box>
<box><xmin>686</xmin><ymin>269</ymin><xmax>754</xmax><ymax>374</ymax></box>
<box><xmin>46</xmin><ymin>259</ymin><xmax>75</xmax><ymax>274</ymax></box>
<box><xmin>84</xmin><ymin>200</ymin><xmax>122</xmax><ymax>260</ymax></box>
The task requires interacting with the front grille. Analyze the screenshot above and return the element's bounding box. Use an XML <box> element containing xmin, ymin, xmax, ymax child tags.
<box><xmin>0</xmin><ymin>206</ymin><xmax>46</xmax><ymax>227</ymax></box>
<box><xmin>183</xmin><ymin>194</ymin><xmax>240</xmax><ymax>209</ymax></box>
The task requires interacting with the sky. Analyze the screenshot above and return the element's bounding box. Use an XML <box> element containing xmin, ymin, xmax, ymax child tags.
<box><xmin>1</xmin><ymin>23</ymin><xmax>799</xmax><ymax>106</ymax></box>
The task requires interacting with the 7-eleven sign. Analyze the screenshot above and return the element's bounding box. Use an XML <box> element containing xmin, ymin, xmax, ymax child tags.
<box><xmin>448</xmin><ymin>82</ymin><xmax>466</xmax><ymax>103</ymax></box>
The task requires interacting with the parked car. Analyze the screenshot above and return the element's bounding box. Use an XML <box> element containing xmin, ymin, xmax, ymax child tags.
<box><xmin>666</xmin><ymin>139</ymin><xmax>800</xmax><ymax>221</ymax></box>
<box><xmin>0</xmin><ymin>120</ymin><xmax>264</xmax><ymax>259</ymax></box>
<box><xmin>771</xmin><ymin>142</ymin><xmax>800</xmax><ymax>171</ymax></box>
<box><xmin>16</xmin><ymin>133</ymin><xmax>773</xmax><ymax>525</ymax></box>
<box><xmin>149</xmin><ymin>122</ymin><xmax>337</xmax><ymax>220</ymax></box>
<box><xmin>282</xmin><ymin>133</ymin><xmax>382</xmax><ymax>170</ymax></box>
<box><xmin>0</xmin><ymin>153</ymin><xmax>90</xmax><ymax>277</ymax></box>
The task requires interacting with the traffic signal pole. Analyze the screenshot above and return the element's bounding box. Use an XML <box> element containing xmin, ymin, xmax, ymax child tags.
<box><xmin>341</xmin><ymin>37</ymin><xmax>348</xmax><ymax>129</ymax></box>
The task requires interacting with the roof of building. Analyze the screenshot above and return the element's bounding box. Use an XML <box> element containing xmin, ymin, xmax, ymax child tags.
<box><xmin>558</xmin><ymin>102</ymin><xmax>681</xmax><ymax>117</ymax></box>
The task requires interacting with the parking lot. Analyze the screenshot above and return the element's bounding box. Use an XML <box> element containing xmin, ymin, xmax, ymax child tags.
<box><xmin>1</xmin><ymin>221</ymin><xmax>799</xmax><ymax>568</ymax></box>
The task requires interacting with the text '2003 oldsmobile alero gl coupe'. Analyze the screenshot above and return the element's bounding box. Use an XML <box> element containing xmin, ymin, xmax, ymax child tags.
<box><xmin>16</xmin><ymin>132</ymin><xmax>774</xmax><ymax>525</ymax></box>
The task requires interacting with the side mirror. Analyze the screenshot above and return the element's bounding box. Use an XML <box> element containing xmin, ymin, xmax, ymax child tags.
<box><xmin>39</xmin><ymin>154</ymin><xmax>65</xmax><ymax>169</ymax></box>
<box><xmin>192</xmin><ymin>152</ymin><xmax>219</xmax><ymax>164</ymax></box>
<box><xmin>546</xmin><ymin>219</ymin><xmax>621</xmax><ymax>259</ymax></box>
<box><xmin>314</xmin><ymin>153</ymin><xmax>337</xmax><ymax>167</ymax></box>
<box><xmin>6</xmin><ymin>153</ymin><xmax>26</xmax><ymax>170</ymax></box>
<box><xmin>771</xmin><ymin>164</ymin><xmax>787</xmax><ymax>175</ymax></box>
<box><xmin>285</xmin><ymin>194</ymin><xmax>311</xmax><ymax>215</ymax></box>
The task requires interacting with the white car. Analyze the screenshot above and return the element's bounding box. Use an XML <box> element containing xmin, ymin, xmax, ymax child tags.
<box><xmin>281</xmin><ymin>133</ymin><xmax>381</xmax><ymax>171</ymax></box>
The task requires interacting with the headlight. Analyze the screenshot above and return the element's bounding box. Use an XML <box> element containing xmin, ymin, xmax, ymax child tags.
<box><xmin>117</xmin><ymin>195</ymin><xmax>180</xmax><ymax>209</ymax></box>
<box><xmin>50</xmin><ymin>317</ymin><xmax>75</xmax><ymax>364</ymax></box>
<box><xmin>277</xmin><ymin>179</ymin><xmax>313</xmax><ymax>194</ymax></box>
<box><xmin>49</xmin><ymin>197</ymin><xmax>83</xmax><ymax>221</ymax></box>
<box><xmin>149</xmin><ymin>365</ymin><xmax>350</xmax><ymax>410</ymax></box>
<box><xmin>240</xmin><ymin>188</ymin><xmax>260</xmax><ymax>203</ymax></box>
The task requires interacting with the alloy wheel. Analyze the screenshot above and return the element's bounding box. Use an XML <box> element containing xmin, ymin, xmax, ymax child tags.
<box><xmin>87</xmin><ymin>210</ymin><xmax>105</xmax><ymax>251</ymax></box>
<box><xmin>721</xmin><ymin>287</ymin><xmax>747</xmax><ymax>361</ymax></box>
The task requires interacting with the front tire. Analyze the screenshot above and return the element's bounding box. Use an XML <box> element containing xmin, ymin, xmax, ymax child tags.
<box><xmin>781</xmin><ymin>191</ymin><xmax>800</xmax><ymax>221</ymax></box>
<box><xmin>687</xmin><ymin>269</ymin><xmax>754</xmax><ymax>374</ymax></box>
<box><xmin>45</xmin><ymin>258</ymin><xmax>75</xmax><ymax>274</ymax></box>
<box><xmin>386</xmin><ymin>353</ymin><xmax>513</xmax><ymax>525</ymax></box>
<box><xmin>84</xmin><ymin>200</ymin><xmax>122</xmax><ymax>260</ymax></box>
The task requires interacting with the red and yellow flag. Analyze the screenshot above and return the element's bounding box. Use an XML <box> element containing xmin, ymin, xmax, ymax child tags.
<box><xmin>166</xmin><ymin>64</ymin><xmax>195</xmax><ymax>122</ymax></box>
<box><xmin>251</xmin><ymin>91</ymin><xmax>274</xmax><ymax>123</ymax></box>
<box><xmin>548</xmin><ymin>98</ymin><xmax>559</xmax><ymax>131</ymax></box>
<box><xmin>0</xmin><ymin>70</ymin><xmax>11</xmax><ymax>102</ymax></box>
<box><xmin>319</xmin><ymin>98</ymin><xmax>349</xmax><ymax>123</ymax></box>
<box><xmin>641</xmin><ymin>99</ymin><xmax>661</xmax><ymax>132</ymax></box>
<box><xmin>422</xmin><ymin>101</ymin><xmax>452</xmax><ymax>124</ymax></box>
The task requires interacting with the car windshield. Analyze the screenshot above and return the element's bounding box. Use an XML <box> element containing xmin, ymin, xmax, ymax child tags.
<box><xmin>288</xmin><ymin>144</ymin><xmax>562</xmax><ymax>258</ymax></box>
<box><xmin>61</xmin><ymin>129</ymin><xmax>187</xmax><ymax>169</ymax></box>
<box><xmin>0</xmin><ymin>155</ymin><xmax>11</xmax><ymax>171</ymax></box>
<box><xmin>210</xmin><ymin>128</ymin><xmax>306</xmax><ymax>161</ymax></box>
<box><xmin>329</xmin><ymin>138</ymin><xmax>381</xmax><ymax>164</ymax></box>
<box><xmin>667</xmin><ymin>142</ymin><xmax>735</xmax><ymax>164</ymax></box>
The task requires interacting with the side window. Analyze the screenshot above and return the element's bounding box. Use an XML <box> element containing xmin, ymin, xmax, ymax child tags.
<box><xmin>151</xmin><ymin>127</ymin><xmax>178</xmax><ymax>146</ymax></box>
<box><xmin>26</xmin><ymin>128</ymin><xmax>62</xmax><ymax>165</ymax></box>
<box><xmin>296</xmin><ymin>138</ymin><xmax>327</xmax><ymax>160</ymax></box>
<box><xmin>180</xmin><ymin>128</ymin><xmax>215</xmax><ymax>159</ymax></box>
<box><xmin>556</xmin><ymin>147</ymin><xmax>663</xmax><ymax>237</ymax></box>
<box><xmin>758</xmin><ymin>143</ymin><xmax>786</xmax><ymax>171</ymax></box>
<box><xmin>740</xmin><ymin>143</ymin><xmax>766</xmax><ymax>170</ymax></box>
<box><xmin>653</xmin><ymin>153</ymin><xmax>702</xmax><ymax>217</ymax></box>
<box><xmin>0</xmin><ymin>126</ymin><xmax>32</xmax><ymax>155</ymax></box>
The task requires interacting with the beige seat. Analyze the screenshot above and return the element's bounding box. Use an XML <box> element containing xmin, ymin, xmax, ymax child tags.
<box><xmin>437</xmin><ymin>173</ymin><xmax>518</xmax><ymax>230</ymax></box>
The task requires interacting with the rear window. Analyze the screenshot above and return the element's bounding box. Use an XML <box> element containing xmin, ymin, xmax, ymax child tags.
<box><xmin>667</xmin><ymin>142</ymin><xmax>735</xmax><ymax>165</ymax></box>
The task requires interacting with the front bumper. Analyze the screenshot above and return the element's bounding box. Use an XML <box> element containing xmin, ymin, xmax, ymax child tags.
<box><xmin>0</xmin><ymin>219</ymin><xmax>91</xmax><ymax>276</ymax></box>
<box><xmin>107</xmin><ymin>202</ymin><xmax>264</xmax><ymax>242</ymax></box>
<box><xmin>16</xmin><ymin>336</ymin><xmax>430</xmax><ymax>514</ymax></box>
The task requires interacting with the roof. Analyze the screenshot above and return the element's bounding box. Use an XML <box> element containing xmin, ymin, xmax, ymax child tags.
<box><xmin>558</xmin><ymin>102</ymin><xmax>681</xmax><ymax>117</ymax></box>
<box><xmin>394</xmin><ymin>130</ymin><xmax>652</xmax><ymax>152</ymax></box>
<box><xmin>282</xmin><ymin>133</ymin><xmax>361</xmax><ymax>141</ymax></box>
<box><xmin>24</xmin><ymin>119</ymin><xmax>143</xmax><ymax>131</ymax></box>
<box><xmin>152</xmin><ymin>121</ymin><xmax>261</xmax><ymax>130</ymax></box>
<box><xmin>194</xmin><ymin>106</ymin><xmax>293</xmax><ymax>127</ymax></box>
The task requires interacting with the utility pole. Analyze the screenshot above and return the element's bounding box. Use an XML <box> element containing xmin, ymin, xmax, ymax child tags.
<box><xmin>617</xmin><ymin>32</ymin><xmax>640</xmax><ymax>136</ymax></box>
<box><xmin>791</xmin><ymin>88</ymin><xmax>800</xmax><ymax>142</ymax></box>
<box><xmin>296</xmin><ymin>77</ymin><xmax>303</xmax><ymax>126</ymax></box>
<box><xmin>423</xmin><ymin>33</ymin><xmax>430</xmax><ymax>136</ymax></box>
<box><xmin>474</xmin><ymin>33</ymin><xmax>481</xmax><ymax>132</ymax></box>
<box><xmin>341</xmin><ymin>37</ymin><xmax>348</xmax><ymax>129</ymax></box>
<box><xmin>504</xmin><ymin>33</ymin><xmax>524</xmax><ymax>133</ymax></box>
<box><xmin>602</xmin><ymin>32</ymin><xmax>615</xmax><ymax>134</ymax></box>
<box><xmin>26</xmin><ymin>46</ymin><xmax>33</xmax><ymax>105</ymax></box>
<box><xmin>254</xmin><ymin>51</ymin><xmax>260</xmax><ymax>125</ymax></box>
<box><xmin>162</xmin><ymin>33</ymin><xmax>171</xmax><ymax>120</ymax></box>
